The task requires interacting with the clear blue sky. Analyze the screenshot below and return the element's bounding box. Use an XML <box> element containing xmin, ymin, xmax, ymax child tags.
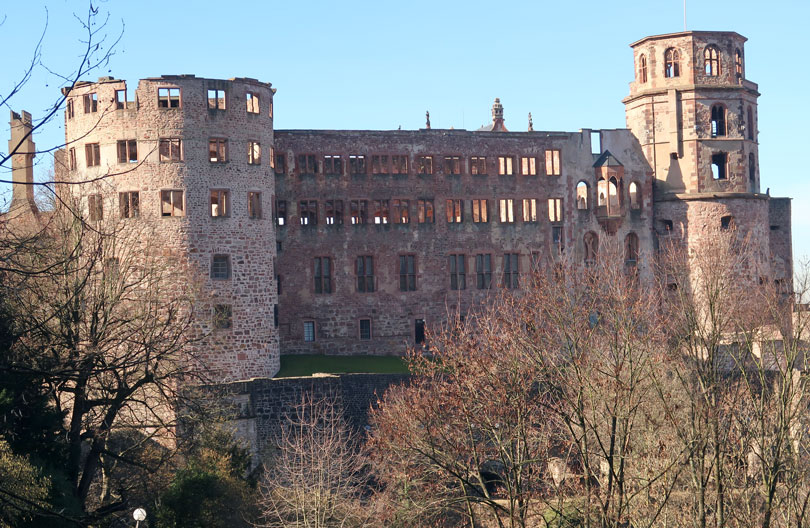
<box><xmin>2</xmin><ymin>0</ymin><xmax>808</xmax><ymax>262</ymax></box>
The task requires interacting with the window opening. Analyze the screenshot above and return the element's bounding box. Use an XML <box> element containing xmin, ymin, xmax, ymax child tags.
<box><xmin>664</xmin><ymin>48</ymin><xmax>680</xmax><ymax>78</ymax></box>
<box><xmin>248</xmin><ymin>141</ymin><xmax>261</xmax><ymax>164</ymax></box>
<box><xmin>392</xmin><ymin>199</ymin><xmax>409</xmax><ymax>224</ymax></box>
<box><xmin>391</xmin><ymin>155</ymin><xmax>408</xmax><ymax>174</ymax></box>
<box><xmin>275</xmin><ymin>199</ymin><xmax>287</xmax><ymax>226</ymax></box>
<box><xmin>522</xmin><ymin>199</ymin><xmax>538</xmax><ymax>222</ymax></box>
<box><xmin>314</xmin><ymin>257</ymin><xmax>332</xmax><ymax>294</ymax></box>
<box><xmin>472</xmin><ymin>199</ymin><xmax>488</xmax><ymax>223</ymax></box>
<box><xmin>417</xmin><ymin>155</ymin><xmax>434</xmax><ymax>175</ymax></box>
<box><xmin>470</xmin><ymin>156</ymin><xmax>487</xmax><ymax>175</ymax></box>
<box><xmin>85</xmin><ymin>143</ymin><xmax>100</xmax><ymax>167</ymax></box>
<box><xmin>207</xmin><ymin>89</ymin><xmax>226</xmax><ymax>110</ymax></box>
<box><xmin>446</xmin><ymin>199</ymin><xmax>463</xmax><ymax>223</ymax></box>
<box><xmin>521</xmin><ymin>156</ymin><xmax>537</xmax><ymax>175</ymax></box>
<box><xmin>211</xmin><ymin>254</ymin><xmax>231</xmax><ymax>280</ymax></box>
<box><xmin>83</xmin><ymin>93</ymin><xmax>98</xmax><ymax>113</ymax></box>
<box><xmin>210</xmin><ymin>190</ymin><xmax>229</xmax><ymax>217</ymax></box>
<box><xmin>415</xmin><ymin>319</ymin><xmax>426</xmax><ymax>345</ymax></box>
<box><xmin>711</xmin><ymin>153</ymin><xmax>727</xmax><ymax>180</ymax></box>
<box><xmin>372</xmin><ymin>155</ymin><xmax>389</xmax><ymax>175</ymax></box>
<box><xmin>639</xmin><ymin>54</ymin><xmax>648</xmax><ymax>83</ymax></box>
<box><xmin>749</xmin><ymin>153</ymin><xmax>756</xmax><ymax>185</ymax></box>
<box><xmin>721</xmin><ymin>215</ymin><xmax>735</xmax><ymax>230</ymax></box>
<box><xmin>161</xmin><ymin>190</ymin><xmax>184</xmax><ymax>217</ymax></box>
<box><xmin>418</xmin><ymin>199</ymin><xmax>434</xmax><ymax>223</ymax></box>
<box><xmin>214</xmin><ymin>305</ymin><xmax>233</xmax><ymax>329</ymax></box>
<box><xmin>498</xmin><ymin>156</ymin><xmax>514</xmax><ymax>175</ymax></box>
<box><xmin>545</xmin><ymin>150</ymin><xmax>561</xmax><ymax>175</ymax></box>
<box><xmin>117</xmin><ymin>139</ymin><xmax>138</xmax><ymax>163</ymax></box>
<box><xmin>324</xmin><ymin>155</ymin><xmax>343</xmax><ymax>175</ymax></box>
<box><xmin>449</xmin><ymin>254</ymin><xmax>466</xmax><ymax>290</ymax></box>
<box><xmin>248</xmin><ymin>192</ymin><xmax>262</xmax><ymax>219</ymax></box>
<box><xmin>246</xmin><ymin>92</ymin><xmax>260</xmax><ymax>113</ymax></box>
<box><xmin>356</xmin><ymin>256</ymin><xmax>374</xmax><ymax>293</ymax></box>
<box><xmin>503</xmin><ymin>253</ymin><xmax>519</xmax><ymax>289</ymax></box>
<box><xmin>303</xmin><ymin>321</ymin><xmax>315</xmax><ymax>342</ymax></box>
<box><xmin>359</xmin><ymin>319</ymin><xmax>372</xmax><ymax>340</ymax></box>
<box><xmin>350</xmin><ymin>200</ymin><xmax>368</xmax><ymax>225</ymax></box>
<box><xmin>159</xmin><ymin>138</ymin><xmax>182</xmax><ymax>162</ymax></box>
<box><xmin>444</xmin><ymin>156</ymin><xmax>461</xmax><ymax>175</ymax></box>
<box><xmin>704</xmin><ymin>46</ymin><xmax>720</xmax><ymax>76</ymax></box>
<box><xmin>499</xmin><ymin>199</ymin><xmax>514</xmax><ymax>223</ymax></box>
<box><xmin>349</xmin><ymin>155</ymin><xmax>366</xmax><ymax>175</ymax></box>
<box><xmin>325</xmin><ymin>199</ymin><xmax>344</xmax><ymax>225</ymax></box>
<box><xmin>548</xmin><ymin>198</ymin><xmax>562</xmax><ymax>223</ymax></box>
<box><xmin>629</xmin><ymin>182</ymin><xmax>640</xmax><ymax>209</ymax></box>
<box><xmin>711</xmin><ymin>105</ymin><xmax>726</xmax><ymax>137</ymax></box>
<box><xmin>158</xmin><ymin>88</ymin><xmax>180</xmax><ymax>108</ymax></box>
<box><xmin>88</xmin><ymin>194</ymin><xmax>103</xmax><ymax>222</ymax></box>
<box><xmin>298</xmin><ymin>154</ymin><xmax>318</xmax><ymax>174</ymax></box>
<box><xmin>119</xmin><ymin>191</ymin><xmax>139</xmax><ymax>219</ymax></box>
<box><xmin>476</xmin><ymin>254</ymin><xmax>492</xmax><ymax>289</ymax></box>
<box><xmin>300</xmin><ymin>200</ymin><xmax>318</xmax><ymax>225</ymax></box>
<box><xmin>576</xmin><ymin>181</ymin><xmax>588</xmax><ymax>209</ymax></box>
<box><xmin>625</xmin><ymin>233</ymin><xmax>639</xmax><ymax>267</ymax></box>
<box><xmin>115</xmin><ymin>89</ymin><xmax>126</xmax><ymax>110</ymax></box>
<box><xmin>399</xmin><ymin>255</ymin><xmax>416</xmax><ymax>291</ymax></box>
<box><xmin>584</xmin><ymin>232</ymin><xmax>598</xmax><ymax>266</ymax></box>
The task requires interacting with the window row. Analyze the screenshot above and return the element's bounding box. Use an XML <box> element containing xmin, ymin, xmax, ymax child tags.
<box><xmin>85</xmin><ymin>190</ymin><xmax>264</xmax><ymax>221</ymax></box>
<box><xmin>637</xmin><ymin>46</ymin><xmax>743</xmax><ymax>82</ymax></box>
<box><xmin>708</xmin><ymin>104</ymin><xmax>756</xmax><ymax>140</ymax></box>
<box><xmin>301</xmin><ymin>318</ymin><xmax>427</xmax><ymax>344</ymax></box>
<box><xmin>276</xmin><ymin>151</ymin><xmax>562</xmax><ymax>177</ymax></box>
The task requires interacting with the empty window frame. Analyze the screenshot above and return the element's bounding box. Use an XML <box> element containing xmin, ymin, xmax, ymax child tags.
<box><xmin>275</xmin><ymin>199</ymin><xmax>287</xmax><ymax>226</ymax></box>
<box><xmin>119</xmin><ymin>191</ymin><xmax>139</xmax><ymax>219</ymax></box>
<box><xmin>248</xmin><ymin>191</ymin><xmax>262</xmax><ymax>219</ymax></box>
<box><xmin>749</xmin><ymin>153</ymin><xmax>756</xmax><ymax>184</ymax></box>
<box><xmin>275</xmin><ymin>152</ymin><xmax>287</xmax><ymax>175</ymax></box>
<box><xmin>214</xmin><ymin>304</ymin><xmax>233</xmax><ymax>329</ymax></box>
<box><xmin>449</xmin><ymin>254</ymin><xmax>466</xmax><ymax>290</ymax></box>
<box><xmin>584</xmin><ymin>231</ymin><xmax>599</xmax><ymax>266</ymax></box>
<box><xmin>349</xmin><ymin>155</ymin><xmax>366</xmax><ymax>175</ymax></box>
<box><xmin>248</xmin><ymin>141</ymin><xmax>261</xmax><ymax>164</ymax></box>
<box><xmin>161</xmin><ymin>190</ymin><xmax>184</xmax><ymax>217</ymax></box>
<box><xmin>88</xmin><ymin>194</ymin><xmax>103</xmax><ymax>222</ymax></box>
<box><xmin>710</xmin><ymin>105</ymin><xmax>726</xmax><ymax>137</ymax></box>
<box><xmin>735</xmin><ymin>49</ymin><xmax>743</xmax><ymax>77</ymax></box>
<box><xmin>475</xmin><ymin>254</ymin><xmax>492</xmax><ymax>289</ymax></box>
<box><xmin>499</xmin><ymin>199</ymin><xmax>514</xmax><ymax>223</ymax></box>
<box><xmin>444</xmin><ymin>156</ymin><xmax>461</xmax><ymax>175</ymax></box>
<box><xmin>399</xmin><ymin>255</ymin><xmax>416</xmax><ymax>291</ymax></box>
<box><xmin>324</xmin><ymin>155</ymin><xmax>343</xmax><ymax>175</ymax></box>
<box><xmin>391</xmin><ymin>155</ymin><xmax>408</xmax><ymax>175</ymax></box>
<box><xmin>300</xmin><ymin>200</ymin><xmax>318</xmax><ymax>225</ymax></box>
<box><xmin>552</xmin><ymin>226</ymin><xmax>564</xmax><ymax>253</ymax></box>
<box><xmin>704</xmin><ymin>46</ymin><xmax>720</xmax><ymax>76</ymax></box>
<box><xmin>664</xmin><ymin>48</ymin><xmax>681</xmax><ymax>78</ymax></box>
<box><xmin>521</xmin><ymin>156</ymin><xmax>537</xmax><ymax>175</ymax></box>
<box><xmin>660</xmin><ymin>219</ymin><xmax>674</xmax><ymax>233</ymax></box>
<box><xmin>747</xmin><ymin>107</ymin><xmax>754</xmax><ymax>140</ymax></box>
<box><xmin>67</xmin><ymin>99</ymin><xmax>74</xmax><ymax>119</ymax></box>
<box><xmin>639</xmin><ymin>54</ymin><xmax>648</xmax><ymax>83</ymax></box>
<box><xmin>523</xmin><ymin>199</ymin><xmax>538</xmax><ymax>222</ymax></box>
<box><xmin>246</xmin><ymin>92</ymin><xmax>260</xmax><ymax>114</ymax></box>
<box><xmin>314</xmin><ymin>257</ymin><xmax>332</xmax><ymax>294</ymax></box>
<box><xmin>625</xmin><ymin>233</ymin><xmax>639</xmax><ymax>267</ymax></box>
<box><xmin>498</xmin><ymin>156</ymin><xmax>514</xmax><ymax>175</ymax></box>
<box><xmin>158</xmin><ymin>88</ymin><xmax>180</xmax><ymax>108</ymax></box>
<box><xmin>85</xmin><ymin>143</ymin><xmax>101</xmax><ymax>167</ymax></box>
<box><xmin>83</xmin><ymin>93</ymin><xmax>98</xmax><ymax>113</ymax></box>
<box><xmin>472</xmin><ymin>199</ymin><xmax>488</xmax><ymax>223</ymax></box>
<box><xmin>628</xmin><ymin>182</ymin><xmax>641</xmax><ymax>209</ymax></box>
<box><xmin>207</xmin><ymin>89</ymin><xmax>226</xmax><ymax>110</ymax></box>
<box><xmin>115</xmin><ymin>89</ymin><xmax>126</xmax><ymax>110</ymax></box>
<box><xmin>159</xmin><ymin>138</ymin><xmax>182</xmax><ymax>162</ymax></box>
<box><xmin>502</xmin><ymin>253</ymin><xmax>519</xmax><ymax>289</ymax></box>
<box><xmin>356</xmin><ymin>256</ymin><xmax>374</xmax><ymax>293</ymax></box>
<box><xmin>359</xmin><ymin>319</ymin><xmax>372</xmax><ymax>340</ymax></box>
<box><xmin>209</xmin><ymin>138</ymin><xmax>228</xmax><ymax>163</ymax></box>
<box><xmin>211</xmin><ymin>254</ymin><xmax>231</xmax><ymax>280</ymax></box>
<box><xmin>372</xmin><ymin>155</ymin><xmax>389</xmax><ymax>175</ymax></box>
<box><xmin>720</xmin><ymin>215</ymin><xmax>735</xmax><ymax>230</ymax></box>
<box><xmin>210</xmin><ymin>190</ymin><xmax>230</xmax><ymax>217</ymax></box>
<box><xmin>298</xmin><ymin>154</ymin><xmax>318</xmax><ymax>174</ymax></box>
<box><xmin>545</xmin><ymin>150</ymin><xmax>561</xmax><ymax>176</ymax></box>
<box><xmin>446</xmin><ymin>199</ymin><xmax>463</xmax><ymax>223</ymax></box>
<box><xmin>415</xmin><ymin>319</ymin><xmax>426</xmax><ymax>345</ymax></box>
<box><xmin>711</xmin><ymin>153</ymin><xmax>728</xmax><ymax>180</ymax></box>
<box><xmin>117</xmin><ymin>139</ymin><xmax>138</xmax><ymax>163</ymax></box>
<box><xmin>470</xmin><ymin>156</ymin><xmax>487</xmax><ymax>175</ymax></box>
<box><xmin>576</xmin><ymin>182</ymin><xmax>589</xmax><ymax>209</ymax></box>
<box><xmin>350</xmin><ymin>200</ymin><xmax>368</xmax><ymax>225</ymax></box>
<box><xmin>373</xmin><ymin>200</ymin><xmax>390</xmax><ymax>224</ymax></box>
<box><xmin>325</xmin><ymin>200</ymin><xmax>344</xmax><ymax>225</ymax></box>
<box><xmin>68</xmin><ymin>148</ymin><xmax>76</xmax><ymax>170</ymax></box>
<box><xmin>303</xmin><ymin>320</ymin><xmax>315</xmax><ymax>342</ymax></box>
<box><xmin>548</xmin><ymin>198</ymin><xmax>562</xmax><ymax>223</ymax></box>
<box><xmin>416</xmin><ymin>155</ymin><xmax>434</xmax><ymax>175</ymax></box>
<box><xmin>417</xmin><ymin>199</ymin><xmax>434</xmax><ymax>223</ymax></box>
<box><xmin>392</xmin><ymin>199</ymin><xmax>409</xmax><ymax>224</ymax></box>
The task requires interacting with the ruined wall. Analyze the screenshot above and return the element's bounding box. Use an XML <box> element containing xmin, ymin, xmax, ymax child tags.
<box><xmin>768</xmin><ymin>198</ymin><xmax>793</xmax><ymax>285</ymax></box>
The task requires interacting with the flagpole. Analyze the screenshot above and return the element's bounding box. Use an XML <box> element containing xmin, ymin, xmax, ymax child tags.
<box><xmin>683</xmin><ymin>0</ymin><xmax>687</xmax><ymax>30</ymax></box>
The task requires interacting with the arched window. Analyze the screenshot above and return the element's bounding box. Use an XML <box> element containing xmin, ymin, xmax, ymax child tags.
<box><xmin>710</xmin><ymin>105</ymin><xmax>726</xmax><ymax>137</ymax></box>
<box><xmin>629</xmin><ymin>182</ymin><xmax>640</xmax><ymax>209</ymax></box>
<box><xmin>608</xmin><ymin>177</ymin><xmax>620</xmax><ymax>212</ymax></box>
<box><xmin>735</xmin><ymin>48</ymin><xmax>743</xmax><ymax>77</ymax></box>
<box><xmin>704</xmin><ymin>46</ymin><xmax>720</xmax><ymax>76</ymax></box>
<box><xmin>639</xmin><ymin>54</ymin><xmax>648</xmax><ymax>83</ymax></box>
<box><xmin>747</xmin><ymin>106</ymin><xmax>754</xmax><ymax>140</ymax></box>
<box><xmin>584</xmin><ymin>232</ymin><xmax>598</xmax><ymax>267</ymax></box>
<box><xmin>664</xmin><ymin>48</ymin><xmax>680</xmax><ymax>78</ymax></box>
<box><xmin>625</xmin><ymin>233</ymin><xmax>639</xmax><ymax>267</ymax></box>
<box><xmin>576</xmin><ymin>181</ymin><xmax>589</xmax><ymax>210</ymax></box>
<box><xmin>749</xmin><ymin>153</ymin><xmax>756</xmax><ymax>184</ymax></box>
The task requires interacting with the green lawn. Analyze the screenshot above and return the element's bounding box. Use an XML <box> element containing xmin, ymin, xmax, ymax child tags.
<box><xmin>275</xmin><ymin>354</ymin><xmax>410</xmax><ymax>378</ymax></box>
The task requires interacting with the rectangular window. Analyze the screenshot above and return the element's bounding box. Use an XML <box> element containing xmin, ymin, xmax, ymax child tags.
<box><xmin>67</xmin><ymin>99</ymin><xmax>74</xmax><ymax>119</ymax></box>
<box><xmin>444</xmin><ymin>156</ymin><xmax>461</xmax><ymax>175</ymax></box>
<box><xmin>298</xmin><ymin>154</ymin><xmax>318</xmax><ymax>175</ymax></box>
<box><xmin>275</xmin><ymin>199</ymin><xmax>287</xmax><ymax>226</ymax></box>
<box><xmin>161</xmin><ymin>190</ymin><xmax>184</xmax><ymax>217</ymax></box>
<box><xmin>372</xmin><ymin>155</ymin><xmax>389</xmax><ymax>175</ymax></box>
<box><xmin>498</xmin><ymin>156</ymin><xmax>514</xmax><ymax>175</ymax></box>
<box><xmin>373</xmin><ymin>199</ymin><xmax>389</xmax><ymax>224</ymax></box>
<box><xmin>115</xmin><ymin>89</ymin><xmax>126</xmax><ymax>110</ymax></box>
<box><xmin>399</xmin><ymin>254</ymin><xmax>416</xmax><ymax>291</ymax></box>
<box><xmin>214</xmin><ymin>305</ymin><xmax>233</xmax><ymax>329</ymax></box>
<box><xmin>476</xmin><ymin>254</ymin><xmax>492</xmax><ymax>289</ymax></box>
<box><xmin>415</xmin><ymin>319</ymin><xmax>425</xmax><ymax>345</ymax></box>
<box><xmin>69</xmin><ymin>148</ymin><xmax>76</xmax><ymax>170</ymax></box>
<box><xmin>499</xmin><ymin>199</ymin><xmax>514</xmax><ymax>223</ymax></box>
<box><xmin>552</xmin><ymin>226</ymin><xmax>564</xmax><ymax>253</ymax></box>
<box><xmin>449</xmin><ymin>254</ymin><xmax>466</xmax><ymax>290</ymax></box>
<box><xmin>211</xmin><ymin>254</ymin><xmax>231</xmax><ymax>280</ymax></box>
<box><xmin>325</xmin><ymin>200</ymin><xmax>343</xmax><ymax>225</ymax></box>
<box><xmin>391</xmin><ymin>155</ymin><xmax>408</xmax><ymax>175</ymax></box>
<box><xmin>392</xmin><ymin>199</ymin><xmax>409</xmax><ymax>224</ymax></box>
<box><xmin>118</xmin><ymin>191</ymin><xmax>139</xmax><ymax>219</ymax></box>
<box><xmin>522</xmin><ymin>199</ymin><xmax>537</xmax><ymax>222</ymax></box>
<box><xmin>472</xmin><ymin>199</ymin><xmax>488</xmax><ymax>223</ymax></box>
<box><xmin>248</xmin><ymin>141</ymin><xmax>261</xmax><ymax>164</ymax></box>
<box><xmin>300</xmin><ymin>200</ymin><xmax>318</xmax><ymax>226</ymax></box>
<box><xmin>711</xmin><ymin>153</ymin><xmax>728</xmax><ymax>180</ymax></box>
<box><xmin>356</xmin><ymin>256</ymin><xmax>374</xmax><ymax>293</ymax></box>
<box><xmin>246</xmin><ymin>92</ymin><xmax>260</xmax><ymax>114</ymax></box>
<box><xmin>159</xmin><ymin>138</ymin><xmax>182</xmax><ymax>162</ymax></box>
<box><xmin>274</xmin><ymin>152</ymin><xmax>286</xmax><ymax>175</ymax></box>
<box><xmin>470</xmin><ymin>156</ymin><xmax>487</xmax><ymax>175</ymax></box>
<box><xmin>83</xmin><ymin>93</ymin><xmax>98</xmax><ymax>113</ymax></box>
<box><xmin>85</xmin><ymin>143</ymin><xmax>100</xmax><ymax>167</ymax></box>
<box><xmin>209</xmin><ymin>138</ymin><xmax>228</xmax><ymax>163</ymax></box>
<box><xmin>88</xmin><ymin>194</ymin><xmax>103</xmax><ymax>222</ymax></box>
<box><xmin>350</xmin><ymin>200</ymin><xmax>368</xmax><ymax>225</ymax></box>
<box><xmin>158</xmin><ymin>88</ymin><xmax>180</xmax><ymax>108</ymax></box>
<box><xmin>446</xmin><ymin>199</ymin><xmax>463</xmax><ymax>223</ymax></box>
<box><xmin>503</xmin><ymin>253</ymin><xmax>519</xmax><ymax>289</ymax></box>
<box><xmin>303</xmin><ymin>320</ymin><xmax>315</xmax><ymax>342</ymax></box>
<box><xmin>521</xmin><ymin>156</ymin><xmax>537</xmax><ymax>175</ymax></box>
<box><xmin>248</xmin><ymin>192</ymin><xmax>262</xmax><ymax>219</ymax></box>
<box><xmin>548</xmin><ymin>198</ymin><xmax>563</xmax><ymax>223</ymax></box>
<box><xmin>349</xmin><ymin>155</ymin><xmax>366</xmax><ymax>175</ymax></box>
<box><xmin>359</xmin><ymin>319</ymin><xmax>372</xmax><ymax>340</ymax></box>
<box><xmin>324</xmin><ymin>155</ymin><xmax>343</xmax><ymax>175</ymax></box>
<box><xmin>417</xmin><ymin>155</ymin><xmax>433</xmax><ymax>175</ymax></box>
<box><xmin>314</xmin><ymin>257</ymin><xmax>332</xmax><ymax>294</ymax></box>
<box><xmin>210</xmin><ymin>190</ymin><xmax>230</xmax><ymax>217</ymax></box>
<box><xmin>117</xmin><ymin>139</ymin><xmax>138</xmax><ymax>163</ymax></box>
<box><xmin>545</xmin><ymin>149</ymin><xmax>561</xmax><ymax>176</ymax></box>
<box><xmin>417</xmin><ymin>199</ymin><xmax>434</xmax><ymax>223</ymax></box>
<box><xmin>207</xmin><ymin>88</ymin><xmax>226</xmax><ymax>110</ymax></box>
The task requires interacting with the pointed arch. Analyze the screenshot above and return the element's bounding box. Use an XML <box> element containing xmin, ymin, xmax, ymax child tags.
<box><xmin>664</xmin><ymin>48</ymin><xmax>680</xmax><ymax>78</ymax></box>
<box><xmin>704</xmin><ymin>46</ymin><xmax>720</xmax><ymax>76</ymax></box>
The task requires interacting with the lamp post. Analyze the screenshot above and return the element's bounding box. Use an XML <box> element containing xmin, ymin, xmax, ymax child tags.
<box><xmin>133</xmin><ymin>507</ymin><xmax>147</xmax><ymax>528</ymax></box>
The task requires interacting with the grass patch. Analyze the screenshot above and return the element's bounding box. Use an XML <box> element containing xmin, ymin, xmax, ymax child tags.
<box><xmin>275</xmin><ymin>354</ymin><xmax>410</xmax><ymax>378</ymax></box>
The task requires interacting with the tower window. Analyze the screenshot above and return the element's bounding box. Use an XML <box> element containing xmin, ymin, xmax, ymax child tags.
<box><xmin>749</xmin><ymin>153</ymin><xmax>756</xmax><ymax>185</ymax></box>
<box><xmin>704</xmin><ymin>46</ymin><xmax>720</xmax><ymax>76</ymax></box>
<box><xmin>721</xmin><ymin>215</ymin><xmax>735</xmax><ymax>230</ymax></box>
<box><xmin>747</xmin><ymin>107</ymin><xmax>754</xmax><ymax>140</ymax></box>
<box><xmin>664</xmin><ymin>48</ymin><xmax>680</xmax><ymax>78</ymax></box>
<box><xmin>639</xmin><ymin>54</ymin><xmax>648</xmax><ymax>83</ymax></box>
<box><xmin>576</xmin><ymin>181</ymin><xmax>589</xmax><ymax>210</ymax></box>
<box><xmin>629</xmin><ymin>182</ymin><xmax>640</xmax><ymax>210</ymax></box>
<box><xmin>710</xmin><ymin>105</ymin><xmax>726</xmax><ymax>137</ymax></box>
<box><xmin>735</xmin><ymin>48</ymin><xmax>743</xmax><ymax>77</ymax></box>
<box><xmin>711</xmin><ymin>153</ymin><xmax>728</xmax><ymax>180</ymax></box>
<box><xmin>207</xmin><ymin>89</ymin><xmax>226</xmax><ymax>110</ymax></box>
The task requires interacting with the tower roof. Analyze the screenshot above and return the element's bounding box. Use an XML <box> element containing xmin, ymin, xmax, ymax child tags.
<box><xmin>629</xmin><ymin>30</ymin><xmax>746</xmax><ymax>48</ymax></box>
